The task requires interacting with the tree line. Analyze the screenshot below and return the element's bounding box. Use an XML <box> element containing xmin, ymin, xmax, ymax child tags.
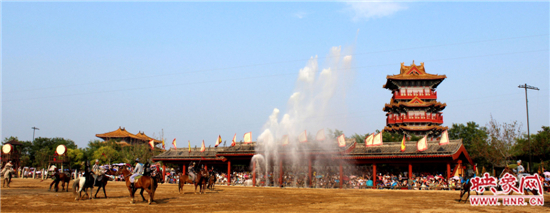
<box><xmin>2</xmin><ymin>137</ymin><xmax>158</xmax><ymax>170</ymax></box>
<box><xmin>3</xmin><ymin>117</ymin><xmax>549</xmax><ymax>173</ymax></box>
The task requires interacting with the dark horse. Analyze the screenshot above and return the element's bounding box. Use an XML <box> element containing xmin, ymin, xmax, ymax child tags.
<box><xmin>91</xmin><ymin>168</ymin><xmax>118</xmax><ymax>199</ymax></box>
<box><xmin>49</xmin><ymin>169</ymin><xmax>71</xmax><ymax>192</ymax></box>
<box><xmin>207</xmin><ymin>171</ymin><xmax>217</xmax><ymax>190</ymax></box>
<box><xmin>458</xmin><ymin>175</ymin><xmax>478</xmax><ymax>203</ymax></box>
<box><xmin>119</xmin><ymin>165</ymin><xmax>162</xmax><ymax>204</ymax></box>
<box><xmin>195</xmin><ymin>168</ymin><xmax>208</xmax><ymax>194</ymax></box>
<box><xmin>73</xmin><ymin>161</ymin><xmax>95</xmax><ymax>200</ymax></box>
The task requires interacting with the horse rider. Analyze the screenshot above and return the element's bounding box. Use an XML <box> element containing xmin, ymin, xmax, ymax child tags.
<box><xmin>514</xmin><ymin>160</ymin><xmax>528</xmax><ymax>179</ymax></box>
<box><xmin>130</xmin><ymin>158</ymin><xmax>144</xmax><ymax>191</ymax></box>
<box><xmin>92</xmin><ymin>159</ymin><xmax>104</xmax><ymax>186</ymax></box>
<box><xmin>2</xmin><ymin>161</ymin><xmax>14</xmax><ymax>176</ymax></box>
<box><xmin>188</xmin><ymin>162</ymin><xmax>196</xmax><ymax>183</ymax></box>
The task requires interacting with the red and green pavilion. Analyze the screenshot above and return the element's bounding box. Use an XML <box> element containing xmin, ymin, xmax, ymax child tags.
<box><xmin>152</xmin><ymin>139</ymin><xmax>473</xmax><ymax>188</ymax></box>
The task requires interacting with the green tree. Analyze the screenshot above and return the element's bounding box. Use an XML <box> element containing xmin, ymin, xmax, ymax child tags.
<box><xmin>514</xmin><ymin>126</ymin><xmax>550</xmax><ymax>168</ymax></box>
<box><xmin>448</xmin><ymin>121</ymin><xmax>487</xmax><ymax>151</ymax></box>
<box><xmin>328</xmin><ymin>129</ymin><xmax>344</xmax><ymax>139</ymax></box>
<box><xmin>67</xmin><ymin>148</ymin><xmax>84</xmax><ymax>169</ymax></box>
<box><xmin>92</xmin><ymin>146</ymin><xmax>119</xmax><ymax>165</ymax></box>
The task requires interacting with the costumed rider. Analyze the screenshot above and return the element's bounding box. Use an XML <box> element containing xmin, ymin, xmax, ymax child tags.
<box><xmin>92</xmin><ymin>159</ymin><xmax>105</xmax><ymax>186</ymax></box>
<box><xmin>2</xmin><ymin>160</ymin><xmax>14</xmax><ymax>176</ymax></box>
<box><xmin>514</xmin><ymin>160</ymin><xmax>527</xmax><ymax>179</ymax></box>
<box><xmin>188</xmin><ymin>162</ymin><xmax>196</xmax><ymax>183</ymax></box>
<box><xmin>130</xmin><ymin>158</ymin><xmax>144</xmax><ymax>191</ymax></box>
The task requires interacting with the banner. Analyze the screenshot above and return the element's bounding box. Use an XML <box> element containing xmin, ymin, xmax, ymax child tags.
<box><xmin>316</xmin><ymin>129</ymin><xmax>325</xmax><ymax>141</ymax></box>
<box><xmin>188</xmin><ymin>140</ymin><xmax>191</xmax><ymax>153</ymax></box>
<box><xmin>200</xmin><ymin>140</ymin><xmax>206</xmax><ymax>152</ymax></box>
<box><xmin>337</xmin><ymin>134</ymin><xmax>346</xmax><ymax>147</ymax></box>
<box><xmin>231</xmin><ymin>133</ymin><xmax>236</xmax><ymax>147</ymax></box>
<box><xmin>298</xmin><ymin>130</ymin><xmax>307</xmax><ymax>143</ymax></box>
<box><xmin>162</xmin><ymin>139</ymin><xmax>165</xmax><ymax>150</ymax></box>
<box><xmin>215</xmin><ymin>135</ymin><xmax>222</xmax><ymax>147</ymax></box>
<box><xmin>365</xmin><ymin>133</ymin><xmax>374</xmax><ymax>147</ymax></box>
<box><xmin>172</xmin><ymin>138</ymin><xmax>177</xmax><ymax>150</ymax></box>
<box><xmin>243</xmin><ymin>132</ymin><xmax>252</xmax><ymax>144</ymax></box>
<box><xmin>417</xmin><ymin>135</ymin><xmax>428</xmax><ymax>151</ymax></box>
<box><xmin>400</xmin><ymin>136</ymin><xmax>406</xmax><ymax>152</ymax></box>
<box><xmin>439</xmin><ymin>130</ymin><xmax>449</xmax><ymax>145</ymax></box>
<box><xmin>281</xmin><ymin>135</ymin><xmax>289</xmax><ymax>146</ymax></box>
<box><xmin>149</xmin><ymin>139</ymin><xmax>155</xmax><ymax>150</ymax></box>
<box><xmin>372</xmin><ymin>132</ymin><xmax>383</xmax><ymax>146</ymax></box>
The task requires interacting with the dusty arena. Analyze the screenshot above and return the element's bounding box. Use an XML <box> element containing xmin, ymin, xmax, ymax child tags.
<box><xmin>1</xmin><ymin>179</ymin><xmax>548</xmax><ymax>212</ymax></box>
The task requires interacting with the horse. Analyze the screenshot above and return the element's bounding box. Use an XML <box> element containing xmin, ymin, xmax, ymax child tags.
<box><xmin>49</xmin><ymin>169</ymin><xmax>71</xmax><ymax>192</ymax></box>
<box><xmin>90</xmin><ymin>168</ymin><xmax>118</xmax><ymax>199</ymax></box>
<box><xmin>73</xmin><ymin>162</ymin><xmax>95</xmax><ymax>200</ymax></box>
<box><xmin>499</xmin><ymin>167</ymin><xmax>539</xmax><ymax>195</ymax></box>
<box><xmin>2</xmin><ymin>169</ymin><xmax>14</xmax><ymax>188</ymax></box>
<box><xmin>194</xmin><ymin>169</ymin><xmax>208</xmax><ymax>194</ymax></box>
<box><xmin>207</xmin><ymin>172</ymin><xmax>217</xmax><ymax>190</ymax></box>
<box><xmin>178</xmin><ymin>174</ymin><xmax>194</xmax><ymax>194</ymax></box>
<box><xmin>119</xmin><ymin>165</ymin><xmax>161</xmax><ymax>204</ymax></box>
<box><xmin>457</xmin><ymin>176</ymin><xmax>479</xmax><ymax>203</ymax></box>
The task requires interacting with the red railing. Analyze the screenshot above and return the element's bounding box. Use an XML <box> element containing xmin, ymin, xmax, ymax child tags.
<box><xmin>393</xmin><ymin>90</ymin><xmax>437</xmax><ymax>99</ymax></box>
<box><xmin>386</xmin><ymin>114</ymin><xmax>443</xmax><ymax>125</ymax></box>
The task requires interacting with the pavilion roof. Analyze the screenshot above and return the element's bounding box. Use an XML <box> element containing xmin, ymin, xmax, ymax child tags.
<box><xmin>383</xmin><ymin>98</ymin><xmax>447</xmax><ymax>111</ymax></box>
<box><xmin>152</xmin><ymin>138</ymin><xmax>471</xmax><ymax>165</ymax></box>
<box><xmin>348</xmin><ymin>139</ymin><xmax>461</xmax><ymax>158</ymax></box>
<box><xmin>96</xmin><ymin>127</ymin><xmax>161</xmax><ymax>143</ymax></box>
<box><xmin>383</xmin><ymin>62</ymin><xmax>446</xmax><ymax>90</ymax></box>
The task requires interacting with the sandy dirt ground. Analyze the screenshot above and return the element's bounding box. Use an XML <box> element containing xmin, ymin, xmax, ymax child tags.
<box><xmin>1</xmin><ymin>178</ymin><xmax>549</xmax><ymax>212</ymax></box>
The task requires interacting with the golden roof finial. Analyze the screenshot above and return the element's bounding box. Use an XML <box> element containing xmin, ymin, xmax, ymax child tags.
<box><xmin>412</xmin><ymin>60</ymin><xmax>415</xmax><ymax>65</ymax></box>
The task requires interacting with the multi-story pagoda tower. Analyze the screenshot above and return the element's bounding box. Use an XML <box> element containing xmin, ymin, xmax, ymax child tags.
<box><xmin>383</xmin><ymin>61</ymin><xmax>448</xmax><ymax>139</ymax></box>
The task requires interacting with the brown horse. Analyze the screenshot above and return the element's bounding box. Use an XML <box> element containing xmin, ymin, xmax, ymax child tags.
<box><xmin>119</xmin><ymin>166</ymin><xmax>161</xmax><ymax>204</ymax></box>
<box><xmin>178</xmin><ymin>174</ymin><xmax>194</xmax><ymax>194</ymax></box>
<box><xmin>49</xmin><ymin>170</ymin><xmax>71</xmax><ymax>192</ymax></box>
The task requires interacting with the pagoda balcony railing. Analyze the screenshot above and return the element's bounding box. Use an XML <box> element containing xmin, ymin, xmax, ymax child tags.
<box><xmin>386</xmin><ymin>114</ymin><xmax>443</xmax><ymax>125</ymax></box>
<box><xmin>393</xmin><ymin>90</ymin><xmax>437</xmax><ymax>99</ymax></box>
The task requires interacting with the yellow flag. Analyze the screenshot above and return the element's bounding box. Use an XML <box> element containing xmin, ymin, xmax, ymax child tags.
<box><xmin>188</xmin><ymin>140</ymin><xmax>191</xmax><ymax>153</ymax></box>
<box><xmin>400</xmin><ymin>136</ymin><xmax>406</xmax><ymax>152</ymax></box>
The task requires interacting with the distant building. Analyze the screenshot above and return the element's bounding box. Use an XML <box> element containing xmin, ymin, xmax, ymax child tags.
<box><xmin>383</xmin><ymin>61</ymin><xmax>448</xmax><ymax>139</ymax></box>
<box><xmin>96</xmin><ymin>127</ymin><xmax>161</xmax><ymax>147</ymax></box>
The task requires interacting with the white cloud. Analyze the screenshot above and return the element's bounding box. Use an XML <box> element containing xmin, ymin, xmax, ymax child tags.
<box><xmin>294</xmin><ymin>11</ymin><xmax>308</xmax><ymax>19</ymax></box>
<box><xmin>344</xmin><ymin>1</ymin><xmax>408</xmax><ymax>22</ymax></box>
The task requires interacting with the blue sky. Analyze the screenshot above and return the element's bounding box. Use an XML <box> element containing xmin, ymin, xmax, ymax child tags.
<box><xmin>2</xmin><ymin>1</ymin><xmax>548</xmax><ymax>148</ymax></box>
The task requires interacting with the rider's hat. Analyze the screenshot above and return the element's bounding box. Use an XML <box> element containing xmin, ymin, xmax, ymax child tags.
<box><xmin>517</xmin><ymin>160</ymin><xmax>522</xmax><ymax>164</ymax></box>
<box><xmin>95</xmin><ymin>159</ymin><xmax>99</xmax><ymax>162</ymax></box>
<box><xmin>135</xmin><ymin>158</ymin><xmax>140</xmax><ymax>162</ymax></box>
<box><xmin>192</xmin><ymin>162</ymin><xmax>196</xmax><ymax>165</ymax></box>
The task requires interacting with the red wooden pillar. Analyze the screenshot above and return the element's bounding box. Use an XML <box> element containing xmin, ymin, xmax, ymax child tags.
<box><xmin>205</xmin><ymin>164</ymin><xmax>207</xmax><ymax>171</ymax></box>
<box><xmin>279</xmin><ymin>158</ymin><xmax>283</xmax><ymax>187</ymax></box>
<box><xmin>339</xmin><ymin>162</ymin><xmax>343</xmax><ymax>188</ymax></box>
<box><xmin>227</xmin><ymin>160</ymin><xmax>231</xmax><ymax>186</ymax></box>
<box><xmin>183</xmin><ymin>165</ymin><xmax>186</xmax><ymax>175</ymax></box>
<box><xmin>408</xmin><ymin>163</ymin><xmax>412</xmax><ymax>179</ymax></box>
<box><xmin>162</xmin><ymin>164</ymin><xmax>166</xmax><ymax>179</ymax></box>
<box><xmin>373</xmin><ymin>164</ymin><xmax>377</xmax><ymax>187</ymax></box>
<box><xmin>252</xmin><ymin>160</ymin><xmax>256</xmax><ymax>187</ymax></box>
<box><xmin>308</xmin><ymin>158</ymin><xmax>312</xmax><ymax>187</ymax></box>
<box><xmin>447</xmin><ymin>162</ymin><xmax>451</xmax><ymax>180</ymax></box>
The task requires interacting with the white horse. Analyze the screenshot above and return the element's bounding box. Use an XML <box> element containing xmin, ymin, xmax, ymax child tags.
<box><xmin>72</xmin><ymin>175</ymin><xmax>94</xmax><ymax>200</ymax></box>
